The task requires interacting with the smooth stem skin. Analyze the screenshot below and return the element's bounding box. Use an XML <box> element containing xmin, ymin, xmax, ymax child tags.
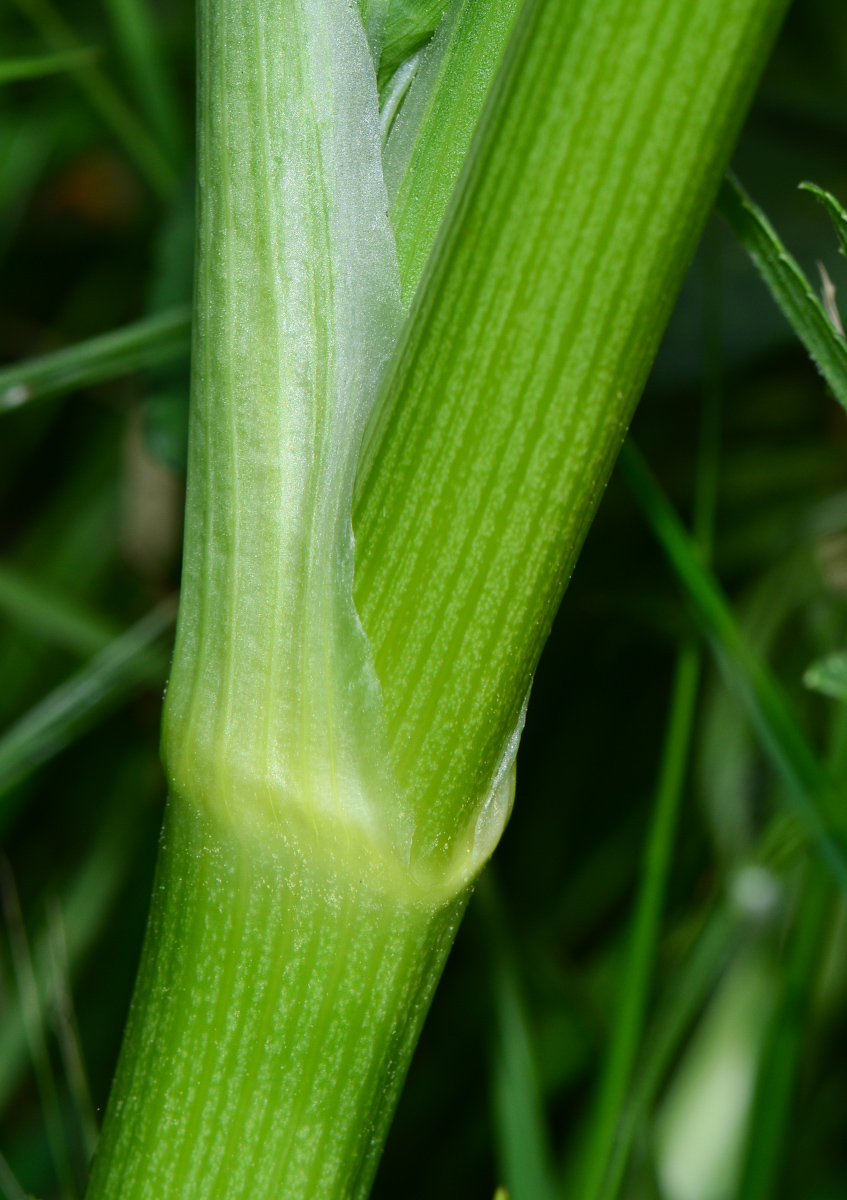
<box><xmin>577</xmin><ymin>646</ymin><xmax>701</xmax><ymax>1200</ymax></box>
<box><xmin>88</xmin><ymin>0</ymin><xmax>790</xmax><ymax>1195</ymax></box>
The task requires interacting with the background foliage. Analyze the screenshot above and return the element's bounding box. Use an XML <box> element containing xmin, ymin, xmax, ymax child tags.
<box><xmin>1</xmin><ymin>0</ymin><xmax>847</xmax><ymax>1197</ymax></box>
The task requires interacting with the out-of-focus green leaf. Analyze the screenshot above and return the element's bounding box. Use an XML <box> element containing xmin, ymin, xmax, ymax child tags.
<box><xmin>0</xmin><ymin>48</ymin><xmax>97</xmax><ymax>84</ymax></box>
<box><xmin>578</xmin><ymin>647</ymin><xmax>701</xmax><ymax>1200</ymax></box>
<box><xmin>0</xmin><ymin>752</ymin><xmax>161</xmax><ymax>1113</ymax></box>
<box><xmin>801</xmin><ymin>182</ymin><xmax>847</xmax><ymax>259</ymax></box>
<box><xmin>804</xmin><ymin>652</ymin><xmax>847</xmax><ymax>701</ymax></box>
<box><xmin>0</xmin><ymin>859</ymin><xmax>78</xmax><ymax>1199</ymax></box>
<box><xmin>716</xmin><ymin>175</ymin><xmax>847</xmax><ymax>411</ymax></box>
<box><xmin>101</xmin><ymin>0</ymin><xmax>184</xmax><ymax>164</ymax></box>
<box><xmin>477</xmin><ymin>877</ymin><xmax>560</xmax><ymax>1200</ymax></box>
<box><xmin>0</xmin><ymin>562</ymin><xmax>116</xmax><ymax>657</ymax></box>
<box><xmin>0</xmin><ymin>307</ymin><xmax>191</xmax><ymax>414</ymax></box>
<box><xmin>0</xmin><ymin>602</ymin><xmax>173</xmax><ymax>831</ymax></box>
<box><xmin>8</xmin><ymin>0</ymin><xmax>177</xmax><ymax>198</ymax></box>
<box><xmin>619</xmin><ymin>440</ymin><xmax>847</xmax><ymax>894</ymax></box>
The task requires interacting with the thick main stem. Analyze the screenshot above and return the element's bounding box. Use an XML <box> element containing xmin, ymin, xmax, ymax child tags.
<box><xmin>86</xmin><ymin>801</ymin><xmax>464</xmax><ymax>1200</ymax></box>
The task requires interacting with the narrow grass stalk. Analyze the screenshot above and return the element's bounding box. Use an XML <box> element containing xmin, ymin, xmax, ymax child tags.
<box><xmin>578</xmin><ymin>237</ymin><xmax>723</xmax><ymax>1200</ymax></box>
<box><xmin>46</xmin><ymin>902</ymin><xmax>100</xmax><ymax>1163</ymax></box>
<box><xmin>0</xmin><ymin>48</ymin><xmax>97</xmax><ymax>85</ymax></box>
<box><xmin>0</xmin><ymin>754</ymin><xmax>158</xmax><ymax>1113</ymax></box>
<box><xmin>0</xmin><ymin>563</ymin><xmax>116</xmax><ymax>658</ymax></box>
<box><xmin>477</xmin><ymin>875</ymin><xmax>560</xmax><ymax>1200</ymax></box>
<box><xmin>86</xmin><ymin>0</ymin><xmax>790</xmax><ymax>1195</ymax></box>
<box><xmin>0</xmin><ymin>307</ymin><xmax>190</xmax><ymax>413</ymax></box>
<box><xmin>0</xmin><ymin>603</ymin><xmax>172</xmax><ymax>829</ymax></box>
<box><xmin>619</xmin><ymin>441</ymin><xmax>847</xmax><ymax>892</ymax></box>
<box><xmin>0</xmin><ymin>858</ymin><xmax>77</xmax><ymax>1200</ymax></box>
<box><xmin>577</xmin><ymin>645</ymin><xmax>701</xmax><ymax>1200</ymax></box>
<box><xmin>737</xmin><ymin>859</ymin><xmax>831</xmax><ymax>1200</ymax></box>
<box><xmin>600</xmin><ymin>905</ymin><xmax>742</xmax><ymax>1200</ymax></box>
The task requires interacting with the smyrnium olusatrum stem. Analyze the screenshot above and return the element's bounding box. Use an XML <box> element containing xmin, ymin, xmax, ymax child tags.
<box><xmin>86</xmin><ymin>0</ymin><xmax>790</xmax><ymax>1195</ymax></box>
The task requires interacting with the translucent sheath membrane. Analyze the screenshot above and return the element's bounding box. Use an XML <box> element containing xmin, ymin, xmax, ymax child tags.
<box><xmin>163</xmin><ymin>0</ymin><xmax>519</xmax><ymax>896</ymax></box>
<box><xmin>163</xmin><ymin>0</ymin><xmax>406</xmax><ymax>854</ymax></box>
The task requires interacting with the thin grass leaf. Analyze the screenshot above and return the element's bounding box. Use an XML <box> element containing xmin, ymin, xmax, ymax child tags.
<box><xmin>579</xmin><ymin>249</ymin><xmax>722</xmax><ymax>1200</ymax></box>
<box><xmin>0</xmin><ymin>602</ymin><xmax>173</xmax><ymax>831</ymax></box>
<box><xmin>8</xmin><ymin>0</ymin><xmax>177</xmax><ymax>198</ymax></box>
<box><xmin>800</xmin><ymin>182</ymin><xmax>847</xmax><ymax>259</ymax></box>
<box><xmin>101</xmin><ymin>0</ymin><xmax>183</xmax><ymax>163</ymax></box>
<box><xmin>45</xmin><ymin>902</ymin><xmax>99</xmax><ymax>1163</ymax></box>
<box><xmin>716</xmin><ymin>175</ymin><xmax>847</xmax><ymax>411</ymax></box>
<box><xmin>0</xmin><ymin>307</ymin><xmax>191</xmax><ymax>414</ymax></box>
<box><xmin>0</xmin><ymin>48</ymin><xmax>97</xmax><ymax>84</ymax></box>
<box><xmin>578</xmin><ymin>646</ymin><xmax>701</xmax><ymax>1200</ymax></box>
<box><xmin>738</xmin><ymin>860</ymin><xmax>831</xmax><ymax>1200</ymax></box>
<box><xmin>0</xmin><ymin>562</ymin><xmax>116</xmax><ymax>658</ymax></box>
<box><xmin>0</xmin><ymin>114</ymin><xmax>55</xmax><ymax>265</ymax></box>
<box><xmin>804</xmin><ymin>652</ymin><xmax>847</xmax><ymax>701</ymax></box>
<box><xmin>477</xmin><ymin>876</ymin><xmax>560</xmax><ymax>1200</ymax></box>
<box><xmin>0</xmin><ymin>755</ymin><xmax>158</xmax><ymax>1112</ymax></box>
<box><xmin>618</xmin><ymin>440</ymin><xmax>847</xmax><ymax>893</ymax></box>
<box><xmin>0</xmin><ymin>858</ymin><xmax>77</xmax><ymax>1200</ymax></box>
<box><xmin>0</xmin><ymin>1149</ymin><xmax>28</xmax><ymax>1200</ymax></box>
<box><xmin>599</xmin><ymin>906</ymin><xmax>741</xmax><ymax>1200</ymax></box>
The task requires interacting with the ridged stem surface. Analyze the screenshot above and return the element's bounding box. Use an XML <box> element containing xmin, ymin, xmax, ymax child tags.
<box><xmin>87</xmin><ymin>801</ymin><xmax>463</xmax><ymax>1200</ymax></box>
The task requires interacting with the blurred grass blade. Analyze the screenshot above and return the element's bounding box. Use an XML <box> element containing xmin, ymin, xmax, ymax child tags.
<box><xmin>580</xmin><ymin>250</ymin><xmax>721</xmax><ymax>1200</ymax></box>
<box><xmin>477</xmin><ymin>876</ymin><xmax>560</xmax><ymax>1200</ymax></box>
<box><xmin>800</xmin><ymin>182</ymin><xmax>847</xmax><ymax>258</ymax></box>
<box><xmin>8</xmin><ymin>0</ymin><xmax>177</xmax><ymax>198</ymax></box>
<box><xmin>101</xmin><ymin>0</ymin><xmax>183</xmax><ymax>163</ymax></box>
<box><xmin>804</xmin><ymin>652</ymin><xmax>847</xmax><ymax>701</ymax></box>
<box><xmin>0</xmin><ymin>1149</ymin><xmax>28</xmax><ymax>1200</ymax></box>
<box><xmin>599</xmin><ymin>905</ymin><xmax>741</xmax><ymax>1200</ymax></box>
<box><xmin>0</xmin><ymin>48</ymin><xmax>97</xmax><ymax>84</ymax></box>
<box><xmin>738</xmin><ymin>862</ymin><xmax>831</xmax><ymax>1200</ymax></box>
<box><xmin>0</xmin><ymin>857</ymin><xmax>77</xmax><ymax>1200</ymax></box>
<box><xmin>578</xmin><ymin>646</ymin><xmax>701</xmax><ymax>1200</ymax></box>
<box><xmin>0</xmin><ymin>114</ymin><xmax>55</xmax><ymax>265</ymax></box>
<box><xmin>0</xmin><ymin>307</ymin><xmax>191</xmax><ymax>414</ymax></box>
<box><xmin>716</xmin><ymin>175</ymin><xmax>847</xmax><ymax>411</ymax></box>
<box><xmin>618</xmin><ymin>440</ymin><xmax>847</xmax><ymax>894</ymax></box>
<box><xmin>46</xmin><ymin>901</ymin><xmax>99</xmax><ymax>1162</ymax></box>
<box><xmin>0</xmin><ymin>755</ymin><xmax>159</xmax><ymax>1113</ymax></box>
<box><xmin>0</xmin><ymin>602</ymin><xmax>173</xmax><ymax>829</ymax></box>
<box><xmin>0</xmin><ymin>562</ymin><xmax>116</xmax><ymax>658</ymax></box>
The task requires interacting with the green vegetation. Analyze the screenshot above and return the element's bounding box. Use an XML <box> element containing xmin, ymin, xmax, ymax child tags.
<box><xmin>2</xmin><ymin>0</ymin><xmax>847</xmax><ymax>1198</ymax></box>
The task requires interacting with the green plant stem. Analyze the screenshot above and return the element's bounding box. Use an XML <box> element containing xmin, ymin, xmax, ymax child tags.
<box><xmin>619</xmin><ymin>440</ymin><xmax>847</xmax><ymax>892</ymax></box>
<box><xmin>87</xmin><ymin>0</ymin><xmax>791</xmax><ymax>1194</ymax></box>
<box><xmin>577</xmin><ymin>645</ymin><xmax>701</xmax><ymax>1200</ymax></box>
<box><xmin>87</xmin><ymin>800</ymin><xmax>465</xmax><ymax>1200</ymax></box>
